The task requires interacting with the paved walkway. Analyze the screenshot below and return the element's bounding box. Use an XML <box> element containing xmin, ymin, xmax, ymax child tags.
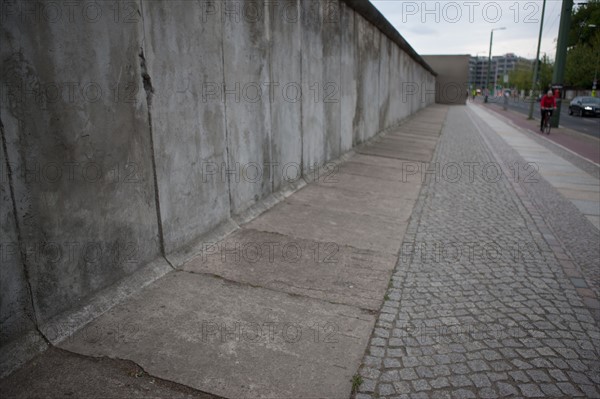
<box><xmin>356</xmin><ymin>105</ymin><xmax>600</xmax><ymax>398</ymax></box>
<box><xmin>475</xmin><ymin>103</ymin><xmax>600</xmax><ymax>229</ymax></box>
<box><xmin>2</xmin><ymin>103</ymin><xmax>599</xmax><ymax>399</ymax></box>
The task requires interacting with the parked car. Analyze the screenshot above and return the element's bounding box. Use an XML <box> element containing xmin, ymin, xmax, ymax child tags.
<box><xmin>569</xmin><ymin>96</ymin><xmax>600</xmax><ymax>117</ymax></box>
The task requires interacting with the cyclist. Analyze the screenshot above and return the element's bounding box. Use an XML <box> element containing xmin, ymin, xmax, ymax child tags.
<box><xmin>540</xmin><ymin>89</ymin><xmax>557</xmax><ymax>133</ymax></box>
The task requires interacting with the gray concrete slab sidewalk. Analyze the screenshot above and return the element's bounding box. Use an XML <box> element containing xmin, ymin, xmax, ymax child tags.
<box><xmin>183</xmin><ymin>228</ymin><xmax>397</xmax><ymax>311</ymax></box>
<box><xmin>61</xmin><ymin>272</ymin><xmax>375</xmax><ymax>399</ymax></box>
<box><xmin>9</xmin><ymin>104</ymin><xmax>446</xmax><ymax>399</ymax></box>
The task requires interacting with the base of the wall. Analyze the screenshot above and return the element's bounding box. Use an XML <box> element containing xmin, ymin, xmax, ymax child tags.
<box><xmin>0</xmin><ymin>106</ymin><xmax>431</xmax><ymax>379</ymax></box>
<box><xmin>0</xmin><ymin>331</ymin><xmax>48</xmax><ymax>379</ymax></box>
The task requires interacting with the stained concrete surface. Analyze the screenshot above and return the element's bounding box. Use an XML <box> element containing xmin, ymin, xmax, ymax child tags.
<box><xmin>141</xmin><ymin>0</ymin><xmax>231</xmax><ymax>253</ymax></box>
<box><xmin>1</xmin><ymin>0</ymin><xmax>162</xmax><ymax>328</ymax></box>
<box><xmin>245</xmin><ymin>199</ymin><xmax>410</xmax><ymax>255</ymax></box>
<box><xmin>182</xmin><ymin>228</ymin><xmax>397</xmax><ymax>311</ymax></box>
<box><xmin>60</xmin><ymin>272</ymin><xmax>375</xmax><ymax>399</ymax></box>
<box><xmin>0</xmin><ymin>347</ymin><xmax>220</xmax><ymax>399</ymax></box>
<box><xmin>51</xmin><ymin>105</ymin><xmax>448</xmax><ymax>398</ymax></box>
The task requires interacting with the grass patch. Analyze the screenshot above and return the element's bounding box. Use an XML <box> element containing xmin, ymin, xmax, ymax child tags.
<box><xmin>351</xmin><ymin>374</ymin><xmax>363</xmax><ymax>394</ymax></box>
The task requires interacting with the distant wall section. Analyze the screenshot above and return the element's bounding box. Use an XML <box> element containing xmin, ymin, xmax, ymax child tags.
<box><xmin>423</xmin><ymin>55</ymin><xmax>470</xmax><ymax>104</ymax></box>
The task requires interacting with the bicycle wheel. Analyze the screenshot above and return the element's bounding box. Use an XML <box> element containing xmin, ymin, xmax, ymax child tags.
<box><xmin>544</xmin><ymin>119</ymin><xmax>551</xmax><ymax>134</ymax></box>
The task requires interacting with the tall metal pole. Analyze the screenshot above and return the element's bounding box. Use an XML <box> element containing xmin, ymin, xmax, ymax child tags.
<box><xmin>528</xmin><ymin>0</ymin><xmax>547</xmax><ymax>120</ymax></box>
<box><xmin>551</xmin><ymin>0</ymin><xmax>574</xmax><ymax>127</ymax></box>
<box><xmin>485</xmin><ymin>28</ymin><xmax>506</xmax><ymax>102</ymax></box>
<box><xmin>485</xmin><ymin>31</ymin><xmax>494</xmax><ymax>103</ymax></box>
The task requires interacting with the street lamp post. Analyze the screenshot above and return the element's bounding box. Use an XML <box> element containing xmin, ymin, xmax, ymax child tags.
<box><xmin>528</xmin><ymin>0</ymin><xmax>547</xmax><ymax>120</ymax></box>
<box><xmin>485</xmin><ymin>27</ymin><xmax>506</xmax><ymax>103</ymax></box>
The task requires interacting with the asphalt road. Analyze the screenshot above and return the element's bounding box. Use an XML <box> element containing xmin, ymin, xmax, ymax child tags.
<box><xmin>483</xmin><ymin>96</ymin><xmax>600</xmax><ymax>138</ymax></box>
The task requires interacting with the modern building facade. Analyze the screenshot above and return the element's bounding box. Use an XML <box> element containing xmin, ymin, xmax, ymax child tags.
<box><xmin>469</xmin><ymin>53</ymin><xmax>533</xmax><ymax>91</ymax></box>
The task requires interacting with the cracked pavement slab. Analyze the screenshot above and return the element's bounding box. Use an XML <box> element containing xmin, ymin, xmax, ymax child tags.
<box><xmin>0</xmin><ymin>347</ymin><xmax>220</xmax><ymax>399</ymax></box>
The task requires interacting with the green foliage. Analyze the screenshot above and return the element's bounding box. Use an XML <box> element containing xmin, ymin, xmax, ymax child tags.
<box><xmin>566</xmin><ymin>0</ymin><xmax>600</xmax><ymax>88</ymax></box>
<box><xmin>510</xmin><ymin>56</ymin><xmax>553</xmax><ymax>94</ymax></box>
<box><xmin>566</xmin><ymin>32</ymin><xmax>600</xmax><ymax>88</ymax></box>
<box><xmin>568</xmin><ymin>0</ymin><xmax>600</xmax><ymax>48</ymax></box>
<box><xmin>351</xmin><ymin>375</ymin><xmax>363</xmax><ymax>393</ymax></box>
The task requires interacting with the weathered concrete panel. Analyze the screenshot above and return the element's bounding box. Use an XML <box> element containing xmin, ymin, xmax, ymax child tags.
<box><xmin>0</xmin><ymin>3</ymin><xmax>161</xmax><ymax>323</ymax></box>
<box><xmin>388</xmin><ymin>44</ymin><xmax>402</xmax><ymax>123</ymax></box>
<box><xmin>339</xmin><ymin>2</ymin><xmax>356</xmax><ymax>153</ymax></box>
<box><xmin>354</xmin><ymin>15</ymin><xmax>380</xmax><ymax>142</ymax></box>
<box><xmin>246</xmin><ymin>195</ymin><xmax>412</xmax><ymax>255</ymax></box>
<box><xmin>0</xmin><ymin>133</ymin><xmax>35</xmax><ymax>347</ymax></box>
<box><xmin>183</xmin><ymin>229</ymin><xmax>396</xmax><ymax>311</ymax></box>
<box><xmin>301</xmin><ymin>1</ymin><xmax>326</xmax><ymax>172</ymax></box>
<box><xmin>223</xmin><ymin>0</ymin><xmax>273</xmax><ymax>213</ymax></box>
<box><xmin>269</xmin><ymin>0</ymin><xmax>302</xmax><ymax>192</ymax></box>
<box><xmin>141</xmin><ymin>1</ymin><xmax>230</xmax><ymax>253</ymax></box>
<box><xmin>378</xmin><ymin>34</ymin><xmax>391</xmax><ymax>130</ymax></box>
<box><xmin>323</xmin><ymin>1</ymin><xmax>342</xmax><ymax>161</ymax></box>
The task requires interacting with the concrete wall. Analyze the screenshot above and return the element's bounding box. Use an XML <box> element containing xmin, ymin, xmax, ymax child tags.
<box><xmin>422</xmin><ymin>55</ymin><xmax>470</xmax><ymax>104</ymax></box>
<box><xmin>0</xmin><ymin>0</ymin><xmax>435</xmax><ymax>356</ymax></box>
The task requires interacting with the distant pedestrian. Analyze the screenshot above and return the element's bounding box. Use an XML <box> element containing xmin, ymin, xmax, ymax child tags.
<box><xmin>540</xmin><ymin>90</ymin><xmax>557</xmax><ymax>132</ymax></box>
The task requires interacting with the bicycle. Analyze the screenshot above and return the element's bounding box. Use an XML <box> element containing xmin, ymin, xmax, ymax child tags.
<box><xmin>541</xmin><ymin>108</ymin><xmax>554</xmax><ymax>135</ymax></box>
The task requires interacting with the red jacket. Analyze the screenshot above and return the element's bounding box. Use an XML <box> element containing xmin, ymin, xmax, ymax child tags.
<box><xmin>540</xmin><ymin>95</ymin><xmax>556</xmax><ymax>109</ymax></box>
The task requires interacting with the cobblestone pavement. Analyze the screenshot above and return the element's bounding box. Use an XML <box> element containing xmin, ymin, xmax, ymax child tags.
<box><xmin>356</xmin><ymin>106</ymin><xmax>600</xmax><ymax>398</ymax></box>
<box><xmin>470</xmin><ymin>104</ymin><xmax>600</xmax><ymax>303</ymax></box>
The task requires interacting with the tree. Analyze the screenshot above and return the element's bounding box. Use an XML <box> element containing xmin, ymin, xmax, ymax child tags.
<box><xmin>568</xmin><ymin>0</ymin><xmax>600</xmax><ymax>47</ymax></box>
<box><xmin>509</xmin><ymin>68</ymin><xmax>531</xmax><ymax>91</ymax></box>
<box><xmin>565</xmin><ymin>0</ymin><xmax>600</xmax><ymax>88</ymax></box>
<box><xmin>514</xmin><ymin>55</ymin><xmax>554</xmax><ymax>94</ymax></box>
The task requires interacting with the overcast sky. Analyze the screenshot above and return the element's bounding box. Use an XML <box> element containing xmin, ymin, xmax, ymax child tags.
<box><xmin>371</xmin><ymin>0</ymin><xmax>565</xmax><ymax>60</ymax></box>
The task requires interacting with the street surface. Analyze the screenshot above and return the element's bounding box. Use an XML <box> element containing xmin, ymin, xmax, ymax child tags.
<box><xmin>483</xmin><ymin>96</ymin><xmax>600</xmax><ymax>139</ymax></box>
